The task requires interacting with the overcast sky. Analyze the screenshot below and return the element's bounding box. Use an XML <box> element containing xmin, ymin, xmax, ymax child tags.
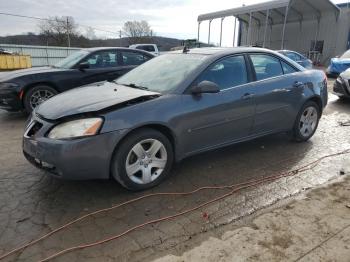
<box><xmin>0</xmin><ymin>0</ymin><xmax>347</xmax><ymax>46</ymax></box>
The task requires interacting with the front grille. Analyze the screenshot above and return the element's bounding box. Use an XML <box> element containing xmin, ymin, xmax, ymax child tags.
<box><xmin>26</xmin><ymin>121</ymin><xmax>43</xmax><ymax>137</ymax></box>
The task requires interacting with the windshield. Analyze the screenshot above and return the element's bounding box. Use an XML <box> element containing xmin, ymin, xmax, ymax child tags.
<box><xmin>54</xmin><ymin>50</ymin><xmax>89</xmax><ymax>69</ymax></box>
<box><xmin>116</xmin><ymin>53</ymin><xmax>207</xmax><ymax>93</ymax></box>
<box><xmin>341</xmin><ymin>50</ymin><xmax>350</xmax><ymax>59</ymax></box>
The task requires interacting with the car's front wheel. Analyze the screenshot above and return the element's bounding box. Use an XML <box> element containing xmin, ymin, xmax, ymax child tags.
<box><xmin>23</xmin><ymin>85</ymin><xmax>58</xmax><ymax>113</ymax></box>
<box><xmin>111</xmin><ymin>128</ymin><xmax>174</xmax><ymax>191</ymax></box>
<box><xmin>292</xmin><ymin>101</ymin><xmax>320</xmax><ymax>142</ymax></box>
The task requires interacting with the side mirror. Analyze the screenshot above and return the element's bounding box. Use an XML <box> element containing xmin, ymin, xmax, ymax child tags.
<box><xmin>191</xmin><ymin>81</ymin><xmax>220</xmax><ymax>95</ymax></box>
<box><xmin>78</xmin><ymin>62</ymin><xmax>90</xmax><ymax>71</ymax></box>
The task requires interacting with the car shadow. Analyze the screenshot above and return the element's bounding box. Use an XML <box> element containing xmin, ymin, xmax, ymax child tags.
<box><xmin>32</xmin><ymin>132</ymin><xmax>313</xmax><ymax>218</ymax></box>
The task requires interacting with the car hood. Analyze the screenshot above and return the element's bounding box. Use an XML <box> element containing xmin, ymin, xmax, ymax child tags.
<box><xmin>0</xmin><ymin>66</ymin><xmax>65</xmax><ymax>82</ymax></box>
<box><xmin>36</xmin><ymin>81</ymin><xmax>161</xmax><ymax>120</ymax></box>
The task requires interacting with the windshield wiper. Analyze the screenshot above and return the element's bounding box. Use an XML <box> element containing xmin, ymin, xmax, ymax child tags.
<box><xmin>123</xmin><ymin>83</ymin><xmax>149</xmax><ymax>91</ymax></box>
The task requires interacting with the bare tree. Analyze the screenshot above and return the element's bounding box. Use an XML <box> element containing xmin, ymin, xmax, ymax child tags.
<box><xmin>38</xmin><ymin>16</ymin><xmax>78</xmax><ymax>47</ymax></box>
<box><xmin>123</xmin><ymin>20</ymin><xmax>153</xmax><ymax>44</ymax></box>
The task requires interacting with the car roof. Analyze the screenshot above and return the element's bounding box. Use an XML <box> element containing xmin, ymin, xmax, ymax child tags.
<box><xmin>129</xmin><ymin>44</ymin><xmax>154</xmax><ymax>46</ymax></box>
<box><xmin>277</xmin><ymin>50</ymin><xmax>297</xmax><ymax>53</ymax></box>
<box><xmin>82</xmin><ymin>47</ymin><xmax>155</xmax><ymax>56</ymax></box>
<box><xmin>173</xmin><ymin>46</ymin><xmax>275</xmax><ymax>54</ymax></box>
<box><xmin>170</xmin><ymin>47</ymin><xmax>284</xmax><ymax>57</ymax></box>
<box><xmin>169</xmin><ymin>47</ymin><xmax>306</xmax><ymax>72</ymax></box>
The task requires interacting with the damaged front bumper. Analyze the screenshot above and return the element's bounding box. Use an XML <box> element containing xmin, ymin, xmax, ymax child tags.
<box><xmin>22</xmin><ymin>113</ymin><xmax>125</xmax><ymax>180</ymax></box>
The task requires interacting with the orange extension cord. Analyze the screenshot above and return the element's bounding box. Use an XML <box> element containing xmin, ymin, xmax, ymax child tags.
<box><xmin>0</xmin><ymin>149</ymin><xmax>349</xmax><ymax>262</ymax></box>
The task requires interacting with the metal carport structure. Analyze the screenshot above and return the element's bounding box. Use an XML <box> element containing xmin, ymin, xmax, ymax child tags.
<box><xmin>197</xmin><ymin>0</ymin><xmax>341</xmax><ymax>50</ymax></box>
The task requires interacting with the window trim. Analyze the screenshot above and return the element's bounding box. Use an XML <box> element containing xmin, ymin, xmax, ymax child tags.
<box><xmin>184</xmin><ymin>54</ymin><xmax>252</xmax><ymax>94</ymax></box>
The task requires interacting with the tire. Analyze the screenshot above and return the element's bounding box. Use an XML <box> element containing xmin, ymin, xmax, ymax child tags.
<box><xmin>111</xmin><ymin>128</ymin><xmax>174</xmax><ymax>191</ymax></box>
<box><xmin>23</xmin><ymin>85</ymin><xmax>58</xmax><ymax>113</ymax></box>
<box><xmin>292</xmin><ymin>101</ymin><xmax>320</xmax><ymax>142</ymax></box>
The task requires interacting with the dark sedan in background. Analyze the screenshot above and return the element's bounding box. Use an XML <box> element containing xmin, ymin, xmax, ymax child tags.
<box><xmin>278</xmin><ymin>50</ymin><xmax>313</xmax><ymax>69</ymax></box>
<box><xmin>0</xmin><ymin>47</ymin><xmax>154</xmax><ymax>113</ymax></box>
<box><xmin>23</xmin><ymin>47</ymin><xmax>328</xmax><ymax>191</ymax></box>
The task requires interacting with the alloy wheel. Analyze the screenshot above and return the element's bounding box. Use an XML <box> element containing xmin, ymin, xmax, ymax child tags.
<box><xmin>30</xmin><ymin>89</ymin><xmax>55</xmax><ymax>109</ymax></box>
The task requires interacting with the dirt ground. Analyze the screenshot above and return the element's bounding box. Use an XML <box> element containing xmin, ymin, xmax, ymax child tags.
<box><xmin>154</xmin><ymin>175</ymin><xmax>350</xmax><ymax>262</ymax></box>
<box><xmin>0</xmin><ymin>78</ymin><xmax>350</xmax><ymax>261</ymax></box>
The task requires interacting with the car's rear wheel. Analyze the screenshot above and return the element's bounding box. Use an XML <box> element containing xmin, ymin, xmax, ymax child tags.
<box><xmin>292</xmin><ymin>101</ymin><xmax>320</xmax><ymax>142</ymax></box>
<box><xmin>23</xmin><ymin>85</ymin><xmax>58</xmax><ymax>113</ymax></box>
<box><xmin>111</xmin><ymin>128</ymin><xmax>174</xmax><ymax>191</ymax></box>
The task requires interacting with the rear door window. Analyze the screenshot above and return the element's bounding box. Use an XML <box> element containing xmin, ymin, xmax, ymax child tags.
<box><xmin>121</xmin><ymin>51</ymin><xmax>150</xmax><ymax>66</ymax></box>
<box><xmin>250</xmin><ymin>54</ymin><xmax>284</xmax><ymax>81</ymax></box>
<box><xmin>81</xmin><ymin>50</ymin><xmax>118</xmax><ymax>68</ymax></box>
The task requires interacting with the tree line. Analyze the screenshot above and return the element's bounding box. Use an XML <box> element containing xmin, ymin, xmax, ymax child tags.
<box><xmin>37</xmin><ymin>16</ymin><xmax>154</xmax><ymax>47</ymax></box>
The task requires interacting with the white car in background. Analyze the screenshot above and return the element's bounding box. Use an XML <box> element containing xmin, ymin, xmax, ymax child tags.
<box><xmin>129</xmin><ymin>44</ymin><xmax>160</xmax><ymax>56</ymax></box>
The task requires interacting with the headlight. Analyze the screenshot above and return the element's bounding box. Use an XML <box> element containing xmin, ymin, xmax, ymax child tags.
<box><xmin>48</xmin><ymin>118</ymin><xmax>103</xmax><ymax>139</ymax></box>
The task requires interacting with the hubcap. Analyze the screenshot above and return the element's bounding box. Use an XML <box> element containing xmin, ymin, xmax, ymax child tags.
<box><xmin>299</xmin><ymin>106</ymin><xmax>318</xmax><ymax>138</ymax></box>
<box><xmin>30</xmin><ymin>89</ymin><xmax>55</xmax><ymax>109</ymax></box>
<box><xmin>125</xmin><ymin>139</ymin><xmax>167</xmax><ymax>185</ymax></box>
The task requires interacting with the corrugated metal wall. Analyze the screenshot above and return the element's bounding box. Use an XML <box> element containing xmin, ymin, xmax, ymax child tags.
<box><xmin>0</xmin><ymin>44</ymin><xmax>81</xmax><ymax>67</ymax></box>
<box><xmin>240</xmin><ymin>8</ymin><xmax>350</xmax><ymax>65</ymax></box>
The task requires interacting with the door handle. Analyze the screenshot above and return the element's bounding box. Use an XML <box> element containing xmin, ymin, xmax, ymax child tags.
<box><xmin>241</xmin><ymin>93</ymin><xmax>255</xmax><ymax>100</ymax></box>
<box><xmin>293</xmin><ymin>81</ymin><xmax>304</xmax><ymax>88</ymax></box>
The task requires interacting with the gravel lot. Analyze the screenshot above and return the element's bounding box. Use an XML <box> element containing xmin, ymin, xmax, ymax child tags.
<box><xmin>1</xmin><ymin>79</ymin><xmax>350</xmax><ymax>262</ymax></box>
